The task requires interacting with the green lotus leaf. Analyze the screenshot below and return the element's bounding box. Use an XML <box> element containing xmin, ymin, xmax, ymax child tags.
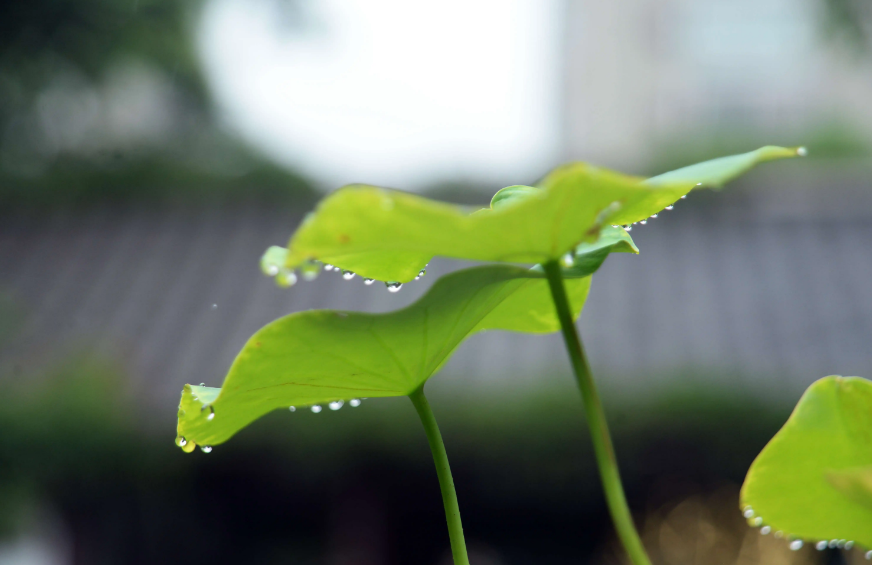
<box><xmin>827</xmin><ymin>466</ymin><xmax>872</xmax><ymax>511</ymax></box>
<box><xmin>175</xmin><ymin>229</ymin><xmax>635</xmax><ymax>451</ymax></box>
<box><xmin>740</xmin><ymin>376</ymin><xmax>872</xmax><ymax>548</ymax></box>
<box><xmin>277</xmin><ymin>146</ymin><xmax>802</xmax><ymax>283</ymax></box>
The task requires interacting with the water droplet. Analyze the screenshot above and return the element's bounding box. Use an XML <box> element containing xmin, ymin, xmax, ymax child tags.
<box><xmin>695</xmin><ymin>182</ymin><xmax>702</xmax><ymax>187</ymax></box>
<box><xmin>665</xmin><ymin>205</ymin><xmax>674</xmax><ymax>210</ymax></box>
<box><xmin>289</xmin><ymin>406</ymin><xmax>296</xmax><ymax>412</ymax></box>
<box><xmin>349</xmin><ymin>399</ymin><xmax>361</xmax><ymax>407</ymax></box>
<box><xmin>301</xmin><ymin>261</ymin><xmax>320</xmax><ymax>281</ymax></box>
<box><xmin>866</xmin><ymin>550</ymin><xmax>872</xmax><ymax>560</ymax></box>
<box><xmin>200</xmin><ymin>383</ymin><xmax>205</xmax><ymax>386</ymax></box>
<box><xmin>278</xmin><ymin>269</ymin><xmax>298</xmax><ymax>287</ymax></box>
<box><xmin>743</xmin><ymin>508</ymin><xmax>755</xmax><ymax>519</ymax></box>
<box><xmin>830</xmin><ymin>540</ymin><xmax>839</xmax><ymax>549</ymax></box>
<box><xmin>681</xmin><ymin>194</ymin><xmax>687</xmax><ymax>199</ymax></box>
<box><xmin>386</xmin><ymin>282</ymin><xmax>403</xmax><ymax>293</ymax></box>
<box><xmin>207</xmin><ymin>407</ymin><xmax>215</xmax><ymax>421</ymax></box>
<box><xmin>211</xmin><ymin>303</ymin><xmax>218</xmax><ymax>310</ymax></box>
<box><xmin>324</xmin><ymin>264</ymin><xmax>334</xmax><ymax>271</ymax></box>
<box><xmin>797</xmin><ymin>146</ymin><xmax>808</xmax><ymax>157</ymax></box>
<box><xmin>640</xmin><ymin>220</ymin><xmax>647</xmax><ymax>225</ymax></box>
<box><xmin>650</xmin><ymin>213</ymin><xmax>658</xmax><ymax>219</ymax></box>
<box><xmin>816</xmin><ymin>541</ymin><xmax>827</xmax><ymax>551</ymax></box>
<box><xmin>838</xmin><ymin>540</ymin><xmax>847</xmax><ymax>548</ymax></box>
<box><xmin>342</xmin><ymin>270</ymin><xmax>356</xmax><ymax>280</ymax></box>
<box><xmin>311</xmin><ymin>405</ymin><xmax>322</xmax><ymax>413</ymax></box>
<box><xmin>775</xmin><ymin>531</ymin><xmax>784</xmax><ymax>538</ymax></box>
<box><xmin>266</xmin><ymin>264</ymin><xmax>279</xmax><ymax>276</ymax></box>
<box><xmin>329</xmin><ymin>400</ymin><xmax>344</xmax><ymax>410</ymax></box>
<box><xmin>790</xmin><ymin>540</ymin><xmax>803</xmax><ymax>551</ymax></box>
<box><xmin>623</xmin><ymin>225</ymin><xmax>632</xmax><ymax>232</ymax></box>
<box><xmin>760</xmin><ymin>526</ymin><xmax>771</xmax><ymax>535</ymax></box>
<box><xmin>364</xmin><ymin>278</ymin><xmax>375</xmax><ymax>285</ymax></box>
<box><xmin>846</xmin><ymin>541</ymin><xmax>854</xmax><ymax>550</ymax></box>
<box><xmin>562</xmin><ymin>253</ymin><xmax>574</xmax><ymax>267</ymax></box>
<box><xmin>178</xmin><ymin>437</ymin><xmax>187</xmax><ymax>447</ymax></box>
<box><xmin>418</xmin><ymin>269</ymin><xmax>426</xmax><ymax>278</ymax></box>
<box><xmin>201</xmin><ymin>446</ymin><xmax>212</xmax><ymax>453</ymax></box>
<box><xmin>752</xmin><ymin>517</ymin><xmax>763</xmax><ymax>527</ymax></box>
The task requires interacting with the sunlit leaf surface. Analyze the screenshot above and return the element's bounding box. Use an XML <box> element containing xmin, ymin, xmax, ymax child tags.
<box><xmin>176</xmin><ymin>230</ymin><xmax>635</xmax><ymax>450</ymax></box>
<box><xmin>278</xmin><ymin>146</ymin><xmax>802</xmax><ymax>282</ymax></box>
<box><xmin>741</xmin><ymin>376</ymin><xmax>872</xmax><ymax>548</ymax></box>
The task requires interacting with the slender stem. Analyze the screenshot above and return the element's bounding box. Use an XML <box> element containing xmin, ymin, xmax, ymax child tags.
<box><xmin>542</xmin><ymin>260</ymin><xmax>652</xmax><ymax>565</ymax></box>
<box><xmin>409</xmin><ymin>386</ymin><xmax>470</xmax><ymax>565</ymax></box>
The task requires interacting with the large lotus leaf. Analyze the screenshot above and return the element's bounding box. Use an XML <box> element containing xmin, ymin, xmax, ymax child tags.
<box><xmin>740</xmin><ymin>376</ymin><xmax>872</xmax><ymax>548</ymax></box>
<box><xmin>278</xmin><ymin>146</ymin><xmax>802</xmax><ymax>283</ymax></box>
<box><xmin>175</xmin><ymin>230</ymin><xmax>635</xmax><ymax>451</ymax></box>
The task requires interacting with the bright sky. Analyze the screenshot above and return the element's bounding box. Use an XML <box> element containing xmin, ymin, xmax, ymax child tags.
<box><xmin>199</xmin><ymin>0</ymin><xmax>561</xmax><ymax>191</ymax></box>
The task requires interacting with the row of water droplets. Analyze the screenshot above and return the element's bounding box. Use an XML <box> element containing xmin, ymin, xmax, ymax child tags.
<box><xmin>265</xmin><ymin>258</ymin><xmax>427</xmax><ymax>294</ymax></box>
<box><xmin>178</xmin><ymin>384</ymin><xmax>366</xmax><ymax>452</ymax></box>
<box><xmin>289</xmin><ymin>398</ymin><xmax>364</xmax><ymax>413</ymax></box>
<box><xmin>742</xmin><ymin>505</ymin><xmax>868</xmax><ymax>556</ymax></box>
<box><xmin>615</xmin><ymin>186</ymin><xmax>695</xmax><ymax>233</ymax></box>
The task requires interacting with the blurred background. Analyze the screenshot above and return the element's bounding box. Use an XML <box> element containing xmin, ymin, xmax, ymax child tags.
<box><xmin>1</xmin><ymin>0</ymin><xmax>871</xmax><ymax>563</ymax></box>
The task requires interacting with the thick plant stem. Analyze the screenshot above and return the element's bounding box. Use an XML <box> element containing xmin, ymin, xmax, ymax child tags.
<box><xmin>543</xmin><ymin>260</ymin><xmax>652</xmax><ymax>565</ymax></box>
<box><xmin>409</xmin><ymin>386</ymin><xmax>470</xmax><ymax>565</ymax></box>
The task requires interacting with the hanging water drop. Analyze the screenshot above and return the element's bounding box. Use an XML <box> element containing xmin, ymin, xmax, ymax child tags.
<box><xmin>838</xmin><ymin>540</ymin><xmax>847</xmax><ymax>548</ymax></box>
<box><xmin>760</xmin><ymin>526</ymin><xmax>771</xmax><ymax>535</ymax></box>
<box><xmin>342</xmin><ymin>270</ymin><xmax>356</xmax><ymax>280</ymax></box>
<box><xmin>665</xmin><ymin>205</ymin><xmax>674</xmax><ymax>210</ymax></box>
<box><xmin>211</xmin><ymin>303</ymin><xmax>218</xmax><ymax>310</ymax></box>
<box><xmin>790</xmin><ymin>540</ymin><xmax>804</xmax><ymax>551</ymax></box>
<box><xmin>797</xmin><ymin>146</ymin><xmax>808</xmax><ymax>157</ymax></box>
<box><xmin>681</xmin><ymin>194</ymin><xmax>687</xmax><ymax>199</ymax></box>
<box><xmin>774</xmin><ymin>531</ymin><xmax>784</xmax><ymax>539</ymax></box>
<box><xmin>311</xmin><ymin>405</ymin><xmax>322</xmax><ymax>413</ymax></box>
<box><xmin>623</xmin><ymin>225</ymin><xmax>632</xmax><ymax>232</ymax></box>
<box><xmin>289</xmin><ymin>406</ymin><xmax>296</xmax><ymax>412</ymax></box>
<box><xmin>743</xmin><ymin>507</ymin><xmax>755</xmax><ymax>519</ymax></box>
<box><xmin>418</xmin><ymin>269</ymin><xmax>426</xmax><ymax>278</ymax></box>
<box><xmin>207</xmin><ymin>406</ymin><xmax>215</xmax><ymax>421</ymax></box>
<box><xmin>650</xmin><ymin>213</ymin><xmax>658</xmax><ymax>219</ymax></box>
<box><xmin>846</xmin><ymin>541</ymin><xmax>854</xmax><ymax>550</ymax></box>
<box><xmin>386</xmin><ymin>282</ymin><xmax>403</xmax><ymax>293</ymax></box>
<box><xmin>562</xmin><ymin>253</ymin><xmax>574</xmax><ymax>267</ymax></box>
<box><xmin>324</xmin><ymin>264</ymin><xmax>334</xmax><ymax>271</ymax></box>
<box><xmin>200</xmin><ymin>383</ymin><xmax>205</xmax><ymax>386</ymax></box>
<box><xmin>329</xmin><ymin>400</ymin><xmax>344</xmax><ymax>410</ymax></box>
<box><xmin>364</xmin><ymin>278</ymin><xmax>375</xmax><ymax>285</ymax></box>
<box><xmin>752</xmin><ymin>517</ymin><xmax>762</xmax><ymax>527</ymax></box>
<box><xmin>266</xmin><ymin>264</ymin><xmax>279</xmax><ymax>276</ymax></box>
<box><xmin>640</xmin><ymin>220</ymin><xmax>647</xmax><ymax>225</ymax></box>
<box><xmin>866</xmin><ymin>550</ymin><xmax>872</xmax><ymax>560</ymax></box>
<box><xmin>201</xmin><ymin>446</ymin><xmax>212</xmax><ymax>453</ymax></box>
<box><xmin>349</xmin><ymin>398</ymin><xmax>361</xmax><ymax>407</ymax></box>
<box><xmin>301</xmin><ymin>261</ymin><xmax>320</xmax><ymax>281</ymax></box>
<box><xmin>178</xmin><ymin>437</ymin><xmax>187</xmax><ymax>447</ymax></box>
<box><xmin>830</xmin><ymin>540</ymin><xmax>839</xmax><ymax>548</ymax></box>
<box><xmin>278</xmin><ymin>269</ymin><xmax>298</xmax><ymax>287</ymax></box>
<box><xmin>816</xmin><ymin>541</ymin><xmax>827</xmax><ymax>551</ymax></box>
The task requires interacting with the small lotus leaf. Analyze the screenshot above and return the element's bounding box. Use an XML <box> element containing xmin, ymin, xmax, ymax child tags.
<box><xmin>741</xmin><ymin>376</ymin><xmax>872</xmax><ymax>547</ymax></box>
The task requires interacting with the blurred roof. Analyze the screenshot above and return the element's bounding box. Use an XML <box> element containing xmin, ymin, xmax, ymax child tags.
<box><xmin>2</xmin><ymin>172</ymin><xmax>871</xmax><ymax>427</ymax></box>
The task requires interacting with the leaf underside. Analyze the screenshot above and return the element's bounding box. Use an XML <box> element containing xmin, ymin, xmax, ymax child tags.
<box><xmin>277</xmin><ymin>146</ymin><xmax>802</xmax><ymax>282</ymax></box>
<box><xmin>741</xmin><ymin>376</ymin><xmax>872</xmax><ymax>548</ymax></box>
<box><xmin>176</xmin><ymin>229</ymin><xmax>636</xmax><ymax>450</ymax></box>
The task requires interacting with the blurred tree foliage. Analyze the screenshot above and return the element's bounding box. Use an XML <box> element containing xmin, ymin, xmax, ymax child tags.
<box><xmin>0</xmin><ymin>0</ymin><xmax>313</xmax><ymax>206</ymax></box>
<box><xmin>821</xmin><ymin>0</ymin><xmax>872</xmax><ymax>55</ymax></box>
